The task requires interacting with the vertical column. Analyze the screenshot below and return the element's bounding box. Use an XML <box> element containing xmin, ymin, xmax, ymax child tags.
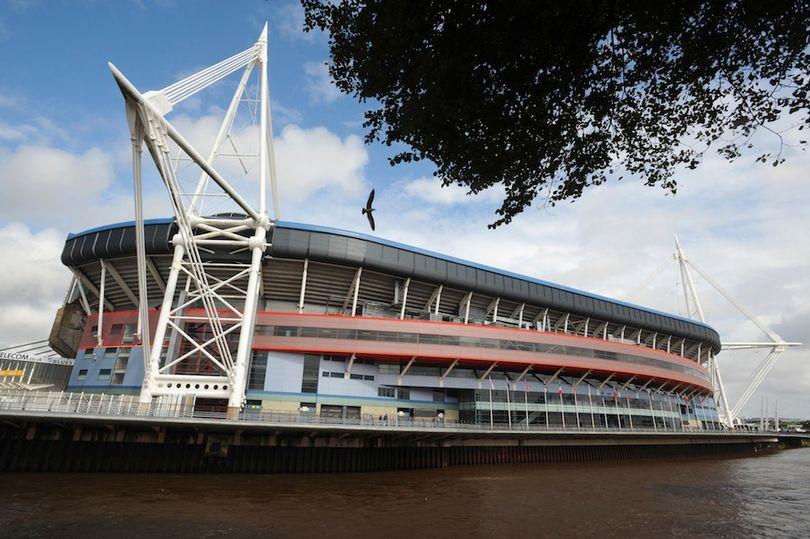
<box><xmin>228</xmin><ymin>225</ymin><xmax>267</xmax><ymax>415</ymax></box>
<box><xmin>140</xmin><ymin>243</ymin><xmax>185</xmax><ymax>403</ymax></box>
<box><xmin>97</xmin><ymin>261</ymin><xmax>107</xmax><ymax>347</ymax></box>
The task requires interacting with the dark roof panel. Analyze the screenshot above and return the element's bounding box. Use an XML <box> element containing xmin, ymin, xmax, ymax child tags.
<box><xmin>61</xmin><ymin>218</ymin><xmax>722</xmax><ymax>352</ymax></box>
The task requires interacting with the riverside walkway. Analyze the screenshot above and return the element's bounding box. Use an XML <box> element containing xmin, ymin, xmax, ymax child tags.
<box><xmin>1</xmin><ymin>390</ymin><xmax>805</xmax><ymax>473</ymax></box>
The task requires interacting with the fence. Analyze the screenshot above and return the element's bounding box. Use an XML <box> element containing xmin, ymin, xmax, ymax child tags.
<box><xmin>0</xmin><ymin>389</ymin><xmax>768</xmax><ymax>436</ymax></box>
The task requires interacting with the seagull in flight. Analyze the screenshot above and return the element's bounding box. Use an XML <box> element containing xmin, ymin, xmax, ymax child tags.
<box><xmin>362</xmin><ymin>189</ymin><xmax>376</xmax><ymax>231</ymax></box>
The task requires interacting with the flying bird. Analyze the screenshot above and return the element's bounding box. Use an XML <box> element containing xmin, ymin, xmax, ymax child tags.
<box><xmin>362</xmin><ymin>189</ymin><xmax>376</xmax><ymax>231</ymax></box>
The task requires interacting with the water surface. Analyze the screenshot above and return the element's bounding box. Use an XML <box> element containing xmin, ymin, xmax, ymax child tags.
<box><xmin>1</xmin><ymin>449</ymin><xmax>808</xmax><ymax>538</ymax></box>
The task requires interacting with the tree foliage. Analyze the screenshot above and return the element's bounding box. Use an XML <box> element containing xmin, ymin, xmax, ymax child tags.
<box><xmin>303</xmin><ymin>1</ymin><xmax>810</xmax><ymax>227</ymax></box>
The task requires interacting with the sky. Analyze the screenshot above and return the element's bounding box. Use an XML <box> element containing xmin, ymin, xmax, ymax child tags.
<box><xmin>0</xmin><ymin>0</ymin><xmax>808</xmax><ymax>418</ymax></box>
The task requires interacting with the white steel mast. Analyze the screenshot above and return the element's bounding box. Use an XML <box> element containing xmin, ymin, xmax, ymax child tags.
<box><xmin>673</xmin><ymin>236</ymin><xmax>801</xmax><ymax>426</ymax></box>
<box><xmin>109</xmin><ymin>24</ymin><xmax>280</xmax><ymax>416</ymax></box>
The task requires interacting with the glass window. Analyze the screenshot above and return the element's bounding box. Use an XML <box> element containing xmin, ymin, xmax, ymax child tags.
<box><xmin>398</xmin><ymin>332</ymin><xmax>418</xmax><ymax>343</ymax></box>
<box><xmin>83</xmin><ymin>349</ymin><xmax>94</xmax><ymax>360</ymax></box>
<box><xmin>114</xmin><ymin>349</ymin><xmax>130</xmax><ymax>372</ymax></box>
<box><xmin>336</xmin><ymin>329</ymin><xmax>356</xmax><ymax>340</ymax></box>
<box><xmin>378</xmin><ymin>387</ymin><xmax>395</xmax><ymax>398</ymax></box>
<box><xmin>122</xmin><ymin>324</ymin><xmax>137</xmax><ymax>343</ymax></box>
<box><xmin>377</xmin><ymin>331</ymin><xmax>399</xmax><ymax>342</ymax></box>
<box><xmin>301</xmin><ymin>355</ymin><xmax>320</xmax><ymax>393</ymax></box>
<box><xmin>397</xmin><ymin>388</ymin><xmax>410</xmax><ymax>400</ymax></box>
<box><xmin>439</xmin><ymin>335</ymin><xmax>460</xmax><ymax>346</ymax></box>
<box><xmin>248</xmin><ymin>351</ymin><xmax>267</xmax><ymax>390</ymax></box>
<box><xmin>110</xmin><ymin>324</ymin><xmax>123</xmax><ymax>338</ymax></box>
<box><xmin>318</xmin><ymin>328</ymin><xmax>337</xmax><ymax>339</ymax></box>
<box><xmin>97</xmin><ymin>369</ymin><xmax>112</xmax><ymax>381</ymax></box>
<box><xmin>300</xmin><ymin>327</ymin><xmax>318</xmax><ymax>338</ymax></box>
<box><xmin>378</xmin><ymin>363</ymin><xmax>400</xmax><ymax>375</ymax></box>
<box><xmin>299</xmin><ymin>402</ymin><xmax>316</xmax><ymax>413</ymax></box>
<box><xmin>350</xmin><ymin>373</ymin><xmax>363</xmax><ymax>380</ymax></box>
<box><xmin>410</xmin><ymin>365</ymin><xmax>441</xmax><ymax>377</ymax></box>
<box><xmin>263</xmin><ymin>324</ymin><xmax>709</xmax><ymax>381</ymax></box>
<box><xmin>275</xmin><ymin>326</ymin><xmax>298</xmax><ymax>337</ymax></box>
<box><xmin>103</xmin><ymin>347</ymin><xmax>117</xmax><ymax>360</ymax></box>
<box><xmin>357</xmin><ymin>330</ymin><xmax>378</xmax><ymax>340</ymax></box>
<box><xmin>77</xmin><ymin>369</ymin><xmax>88</xmax><ymax>381</ymax></box>
<box><xmin>433</xmin><ymin>390</ymin><xmax>445</xmax><ymax>403</ymax></box>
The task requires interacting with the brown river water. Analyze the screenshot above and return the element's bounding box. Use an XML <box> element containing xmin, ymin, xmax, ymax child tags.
<box><xmin>1</xmin><ymin>448</ymin><xmax>808</xmax><ymax>538</ymax></box>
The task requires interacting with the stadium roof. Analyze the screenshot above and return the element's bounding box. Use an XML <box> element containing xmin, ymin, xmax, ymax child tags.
<box><xmin>62</xmin><ymin>218</ymin><xmax>721</xmax><ymax>351</ymax></box>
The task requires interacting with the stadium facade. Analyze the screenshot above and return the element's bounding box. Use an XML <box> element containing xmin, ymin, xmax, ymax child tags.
<box><xmin>54</xmin><ymin>218</ymin><xmax>723</xmax><ymax>430</ymax></box>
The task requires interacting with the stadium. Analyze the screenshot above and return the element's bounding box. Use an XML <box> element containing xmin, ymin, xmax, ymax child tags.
<box><xmin>55</xmin><ymin>217</ymin><xmax>723</xmax><ymax>430</ymax></box>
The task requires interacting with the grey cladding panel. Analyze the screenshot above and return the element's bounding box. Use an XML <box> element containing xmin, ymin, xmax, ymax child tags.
<box><xmin>573</xmin><ymin>295</ymin><xmax>595</xmax><ymax>316</ymax></box>
<box><xmin>119</xmin><ymin>227</ymin><xmax>136</xmax><ymax>257</ymax></box>
<box><xmin>146</xmin><ymin>225</ymin><xmax>160</xmax><ymax>252</ymax></box>
<box><xmin>397</xmin><ymin>249</ymin><xmax>415</xmax><ymax>273</ymax></box>
<box><xmin>381</xmin><ymin>245</ymin><xmax>402</xmax><ymax>272</ymax></box>
<box><xmin>412</xmin><ymin>253</ymin><xmax>430</xmax><ymax>281</ymax></box>
<box><xmin>269</xmin><ymin>228</ymin><xmax>290</xmax><ymax>256</ymax></box>
<box><xmin>446</xmin><ymin>262</ymin><xmax>476</xmax><ymax>290</ymax></box>
<box><xmin>491</xmin><ymin>273</ymin><xmax>505</xmax><ymax>296</ymax></box>
<box><xmin>362</xmin><ymin>242</ymin><xmax>387</xmax><ymax>273</ymax></box>
<box><xmin>475</xmin><ymin>269</ymin><xmax>500</xmax><ymax>296</ymax></box>
<box><xmin>279</xmin><ymin>228</ymin><xmax>314</xmax><ymax>259</ymax></box>
<box><xmin>78</xmin><ymin>234</ymin><xmax>94</xmax><ymax>262</ymax></box>
<box><xmin>528</xmin><ymin>283</ymin><xmax>553</xmax><ymax>305</ymax></box>
<box><xmin>593</xmin><ymin>299</ymin><xmax>611</xmax><ymax>320</ymax></box>
<box><xmin>501</xmin><ymin>277</ymin><xmax>518</xmax><ymax>301</ymax></box>
<box><xmin>345</xmin><ymin>238</ymin><xmax>366</xmax><ymax>264</ymax></box>
<box><xmin>307</xmin><ymin>232</ymin><xmax>330</xmax><ymax>260</ymax></box>
<box><xmin>552</xmin><ymin>288</ymin><xmax>574</xmax><ymax>311</ymax></box>
<box><xmin>327</xmin><ymin>235</ymin><xmax>349</xmax><ymax>263</ymax></box>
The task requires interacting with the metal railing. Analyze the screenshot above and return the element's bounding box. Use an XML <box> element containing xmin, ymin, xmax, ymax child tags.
<box><xmin>0</xmin><ymin>390</ymin><xmax>772</xmax><ymax>436</ymax></box>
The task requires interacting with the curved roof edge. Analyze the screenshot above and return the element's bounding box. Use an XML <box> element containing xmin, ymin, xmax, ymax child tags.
<box><xmin>62</xmin><ymin>218</ymin><xmax>720</xmax><ymax>351</ymax></box>
<box><xmin>273</xmin><ymin>220</ymin><xmax>715</xmax><ymax>332</ymax></box>
<box><xmin>66</xmin><ymin>218</ymin><xmax>174</xmax><ymax>240</ymax></box>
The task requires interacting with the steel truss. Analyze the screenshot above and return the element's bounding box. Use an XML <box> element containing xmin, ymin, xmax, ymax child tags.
<box><xmin>673</xmin><ymin>236</ymin><xmax>801</xmax><ymax>426</ymax></box>
<box><xmin>109</xmin><ymin>25</ymin><xmax>279</xmax><ymax>412</ymax></box>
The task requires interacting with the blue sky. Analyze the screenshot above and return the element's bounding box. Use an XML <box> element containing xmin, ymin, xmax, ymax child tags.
<box><xmin>0</xmin><ymin>0</ymin><xmax>808</xmax><ymax>416</ymax></box>
<box><xmin>0</xmin><ymin>0</ymin><xmax>433</xmax><ymax>222</ymax></box>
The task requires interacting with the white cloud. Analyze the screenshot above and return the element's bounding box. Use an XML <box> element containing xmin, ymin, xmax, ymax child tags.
<box><xmin>0</xmin><ymin>92</ymin><xmax>23</xmax><ymax>110</ymax></box>
<box><xmin>168</xmin><ymin>113</ymin><xmax>369</xmax><ymax>209</ymax></box>
<box><xmin>304</xmin><ymin>61</ymin><xmax>342</xmax><ymax>104</ymax></box>
<box><xmin>0</xmin><ymin>223</ymin><xmax>69</xmax><ymax>349</ymax></box>
<box><xmin>275</xmin><ymin>124</ymin><xmax>368</xmax><ymax>202</ymax></box>
<box><xmin>0</xmin><ymin>145</ymin><xmax>114</xmax><ymax>217</ymax></box>
<box><xmin>0</xmin><ymin>121</ymin><xmax>37</xmax><ymax>142</ymax></box>
<box><xmin>271</xmin><ymin>100</ymin><xmax>303</xmax><ymax>126</ymax></box>
<box><xmin>402</xmin><ymin>176</ymin><xmax>504</xmax><ymax>205</ymax></box>
<box><xmin>268</xmin><ymin>1</ymin><xmax>323</xmax><ymax>42</ymax></box>
<box><xmin>0</xmin><ymin>141</ymin><xmax>171</xmax><ymax>232</ymax></box>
